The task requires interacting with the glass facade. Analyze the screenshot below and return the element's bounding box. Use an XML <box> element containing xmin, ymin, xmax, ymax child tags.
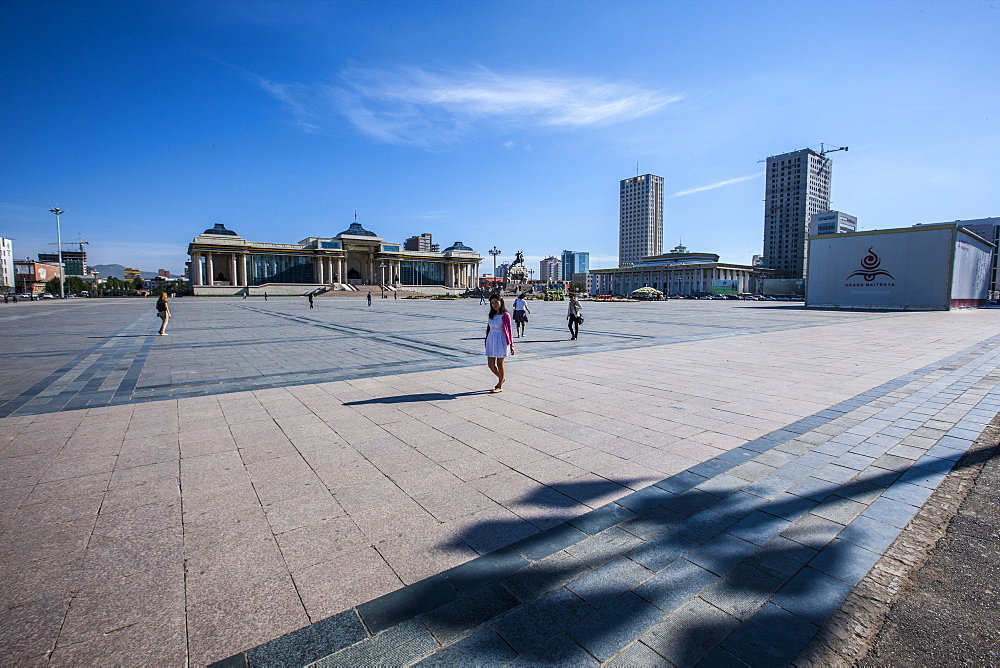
<box><xmin>400</xmin><ymin>260</ymin><xmax>444</xmax><ymax>286</ymax></box>
<box><xmin>561</xmin><ymin>251</ymin><xmax>590</xmax><ymax>280</ymax></box>
<box><xmin>250</xmin><ymin>254</ymin><xmax>314</xmax><ymax>285</ymax></box>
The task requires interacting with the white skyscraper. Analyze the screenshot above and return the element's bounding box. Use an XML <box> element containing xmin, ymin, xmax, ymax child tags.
<box><xmin>0</xmin><ymin>237</ymin><xmax>13</xmax><ymax>290</ymax></box>
<box><xmin>619</xmin><ymin>174</ymin><xmax>663</xmax><ymax>267</ymax></box>
<box><xmin>762</xmin><ymin>148</ymin><xmax>835</xmax><ymax>278</ymax></box>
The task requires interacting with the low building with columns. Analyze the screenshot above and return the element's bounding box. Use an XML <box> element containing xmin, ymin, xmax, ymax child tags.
<box><xmin>187</xmin><ymin>222</ymin><xmax>482</xmax><ymax>296</ymax></box>
<box><xmin>589</xmin><ymin>246</ymin><xmax>784</xmax><ymax>297</ymax></box>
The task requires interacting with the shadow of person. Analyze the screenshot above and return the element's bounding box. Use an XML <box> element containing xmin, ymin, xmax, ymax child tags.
<box><xmin>342</xmin><ymin>391</ymin><xmax>490</xmax><ymax>405</ymax></box>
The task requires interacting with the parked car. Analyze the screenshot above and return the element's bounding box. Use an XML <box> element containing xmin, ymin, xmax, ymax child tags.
<box><xmin>41</xmin><ymin>293</ymin><xmax>55</xmax><ymax>299</ymax></box>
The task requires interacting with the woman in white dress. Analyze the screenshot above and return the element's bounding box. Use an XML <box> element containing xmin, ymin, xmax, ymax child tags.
<box><xmin>485</xmin><ymin>295</ymin><xmax>514</xmax><ymax>392</ymax></box>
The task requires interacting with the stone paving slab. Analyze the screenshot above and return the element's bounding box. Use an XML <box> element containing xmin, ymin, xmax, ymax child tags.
<box><xmin>2</xmin><ymin>299</ymin><xmax>1000</xmax><ymax>665</ymax></box>
<box><xmin>0</xmin><ymin>297</ymin><xmax>913</xmax><ymax>417</ymax></box>
<box><xmin>211</xmin><ymin>330</ymin><xmax>1000</xmax><ymax>667</ymax></box>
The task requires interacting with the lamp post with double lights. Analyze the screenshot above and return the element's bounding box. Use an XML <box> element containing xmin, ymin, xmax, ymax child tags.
<box><xmin>48</xmin><ymin>208</ymin><xmax>65</xmax><ymax>299</ymax></box>
<box><xmin>378</xmin><ymin>262</ymin><xmax>387</xmax><ymax>298</ymax></box>
<box><xmin>489</xmin><ymin>246</ymin><xmax>501</xmax><ymax>296</ymax></box>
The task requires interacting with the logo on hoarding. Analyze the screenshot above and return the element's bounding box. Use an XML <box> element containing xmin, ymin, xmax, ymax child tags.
<box><xmin>846</xmin><ymin>247</ymin><xmax>894</xmax><ymax>282</ymax></box>
<box><xmin>844</xmin><ymin>248</ymin><xmax>896</xmax><ymax>288</ymax></box>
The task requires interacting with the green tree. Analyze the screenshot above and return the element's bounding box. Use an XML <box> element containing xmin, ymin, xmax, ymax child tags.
<box><xmin>132</xmin><ymin>277</ymin><xmax>144</xmax><ymax>291</ymax></box>
<box><xmin>44</xmin><ymin>277</ymin><xmax>61</xmax><ymax>294</ymax></box>
<box><xmin>66</xmin><ymin>276</ymin><xmax>87</xmax><ymax>294</ymax></box>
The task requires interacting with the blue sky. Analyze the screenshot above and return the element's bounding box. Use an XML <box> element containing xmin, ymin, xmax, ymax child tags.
<box><xmin>3</xmin><ymin>0</ymin><xmax>997</xmax><ymax>275</ymax></box>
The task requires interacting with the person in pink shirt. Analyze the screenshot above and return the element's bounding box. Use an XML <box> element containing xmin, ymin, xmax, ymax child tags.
<box><xmin>484</xmin><ymin>295</ymin><xmax>514</xmax><ymax>392</ymax></box>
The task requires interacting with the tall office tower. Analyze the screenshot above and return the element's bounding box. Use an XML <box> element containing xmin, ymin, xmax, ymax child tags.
<box><xmin>619</xmin><ymin>174</ymin><xmax>663</xmax><ymax>266</ymax></box>
<box><xmin>762</xmin><ymin>148</ymin><xmax>833</xmax><ymax>278</ymax></box>
<box><xmin>540</xmin><ymin>256</ymin><xmax>561</xmax><ymax>282</ymax></box>
<box><xmin>561</xmin><ymin>250</ymin><xmax>590</xmax><ymax>281</ymax></box>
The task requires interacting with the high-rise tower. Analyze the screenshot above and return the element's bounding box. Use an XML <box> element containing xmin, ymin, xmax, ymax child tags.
<box><xmin>761</xmin><ymin>148</ymin><xmax>834</xmax><ymax>278</ymax></box>
<box><xmin>619</xmin><ymin>174</ymin><xmax>663</xmax><ymax>267</ymax></box>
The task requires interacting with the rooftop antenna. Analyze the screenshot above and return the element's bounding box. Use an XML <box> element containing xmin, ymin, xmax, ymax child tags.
<box><xmin>636</xmin><ymin>162</ymin><xmax>639</xmax><ymax>177</ymax></box>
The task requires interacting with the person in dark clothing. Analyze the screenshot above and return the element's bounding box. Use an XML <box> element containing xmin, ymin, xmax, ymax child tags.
<box><xmin>567</xmin><ymin>294</ymin><xmax>582</xmax><ymax>340</ymax></box>
<box><xmin>308</xmin><ymin>293</ymin><xmax>314</xmax><ymax>309</ymax></box>
<box><xmin>367</xmin><ymin>292</ymin><xmax>372</xmax><ymax>306</ymax></box>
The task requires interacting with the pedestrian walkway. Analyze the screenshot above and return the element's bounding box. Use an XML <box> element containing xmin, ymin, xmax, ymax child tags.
<box><xmin>2</xmin><ymin>300</ymin><xmax>999</xmax><ymax>665</ymax></box>
<box><xmin>210</xmin><ymin>332</ymin><xmax>1000</xmax><ymax>667</ymax></box>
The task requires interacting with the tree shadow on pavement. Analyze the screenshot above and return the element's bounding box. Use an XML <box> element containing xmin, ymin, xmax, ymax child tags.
<box><xmin>420</xmin><ymin>447</ymin><xmax>991</xmax><ymax>666</ymax></box>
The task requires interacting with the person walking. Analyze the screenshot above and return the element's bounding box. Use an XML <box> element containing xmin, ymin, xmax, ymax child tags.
<box><xmin>512</xmin><ymin>293</ymin><xmax>530</xmax><ymax>337</ymax></box>
<box><xmin>485</xmin><ymin>295</ymin><xmax>514</xmax><ymax>392</ymax></box>
<box><xmin>567</xmin><ymin>293</ymin><xmax>583</xmax><ymax>340</ymax></box>
<box><xmin>367</xmin><ymin>291</ymin><xmax>372</xmax><ymax>307</ymax></box>
<box><xmin>156</xmin><ymin>292</ymin><xmax>171</xmax><ymax>336</ymax></box>
<box><xmin>308</xmin><ymin>293</ymin><xmax>315</xmax><ymax>309</ymax></box>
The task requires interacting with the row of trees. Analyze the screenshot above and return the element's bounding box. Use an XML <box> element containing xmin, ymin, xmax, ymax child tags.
<box><xmin>41</xmin><ymin>276</ymin><xmax>188</xmax><ymax>296</ymax></box>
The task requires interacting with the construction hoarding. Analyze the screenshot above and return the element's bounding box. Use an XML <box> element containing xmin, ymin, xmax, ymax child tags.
<box><xmin>806</xmin><ymin>224</ymin><xmax>992</xmax><ymax>310</ymax></box>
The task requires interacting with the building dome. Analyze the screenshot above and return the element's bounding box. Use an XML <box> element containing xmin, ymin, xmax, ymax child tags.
<box><xmin>203</xmin><ymin>223</ymin><xmax>237</xmax><ymax>236</ymax></box>
<box><xmin>444</xmin><ymin>241</ymin><xmax>474</xmax><ymax>252</ymax></box>
<box><xmin>338</xmin><ymin>222</ymin><xmax>377</xmax><ymax>237</ymax></box>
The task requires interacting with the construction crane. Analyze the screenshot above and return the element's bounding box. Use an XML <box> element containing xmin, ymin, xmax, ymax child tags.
<box><xmin>49</xmin><ymin>237</ymin><xmax>90</xmax><ymax>252</ymax></box>
<box><xmin>759</xmin><ymin>143</ymin><xmax>848</xmax><ymax>163</ymax></box>
<box><xmin>818</xmin><ymin>143</ymin><xmax>848</xmax><ymax>157</ymax></box>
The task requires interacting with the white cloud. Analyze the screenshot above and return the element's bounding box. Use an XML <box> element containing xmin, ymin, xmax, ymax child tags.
<box><xmin>671</xmin><ymin>171</ymin><xmax>764</xmax><ymax>197</ymax></box>
<box><xmin>260</xmin><ymin>67</ymin><xmax>680</xmax><ymax>145</ymax></box>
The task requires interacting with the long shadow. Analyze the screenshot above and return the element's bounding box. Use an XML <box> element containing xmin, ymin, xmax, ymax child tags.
<box><xmin>342</xmin><ymin>391</ymin><xmax>489</xmax><ymax>405</ymax></box>
<box><xmin>411</xmin><ymin>441</ymin><xmax>998</xmax><ymax>666</ymax></box>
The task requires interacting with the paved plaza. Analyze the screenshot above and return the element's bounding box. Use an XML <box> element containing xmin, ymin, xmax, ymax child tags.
<box><xmin>1</xmin><ymin>296</ymin><xmax>998</xmax><ymax>665</ymax></box>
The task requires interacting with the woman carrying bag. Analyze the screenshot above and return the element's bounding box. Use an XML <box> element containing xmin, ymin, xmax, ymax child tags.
<box><xmin>156</xmin><ymin>293</ymin><xmax>171</xmax><ymax>336</ymax></box>
<box><xmin>567</xmin><ymin>293</ymin><xmax>583</xmax><ymax>340</ymax></box>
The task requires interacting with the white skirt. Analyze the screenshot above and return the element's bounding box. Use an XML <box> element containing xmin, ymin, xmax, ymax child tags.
<box><xmin>485</xmin><ymin>329</ymin><xmax>509</xmax><ymax>358</ymax></box>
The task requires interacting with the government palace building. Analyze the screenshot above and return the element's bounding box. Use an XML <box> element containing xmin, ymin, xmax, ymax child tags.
<box><xmin>186</xmin><ymin>221</ymin><xmax>482</xmax><ymax>296</ymax></box>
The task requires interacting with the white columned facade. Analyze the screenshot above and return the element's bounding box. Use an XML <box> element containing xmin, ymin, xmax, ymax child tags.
<box><xmin>191</xmin><ymin>253</ymin><xmax>202</xmax><ymax>286</ymax></box>
<box><xmin>240</xmin><ymin>254</ymin><xmax>248</xmax><ymax>287</ymax></box>
<box><xmin>205</xmin><ymin>254</ymin><xmax>215</xmax><ymax>286</ymax></box>
<box><xmin>230</xmin><ymin>254</ymin><xmax>238</xmax><ymax>286</ymax></box>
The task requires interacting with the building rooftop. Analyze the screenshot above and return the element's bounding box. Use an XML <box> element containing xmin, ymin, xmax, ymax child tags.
<box><xmin>338</xmin><ymin>222</ymin><xmax>378</xmax><ymax>237</ymax></box>
<box><xmin>203</xmin><ymin>223</ymin><xmax>238</xmax><ymax>236</ymax></box>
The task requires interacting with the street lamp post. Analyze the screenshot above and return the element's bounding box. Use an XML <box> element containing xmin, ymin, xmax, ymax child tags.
<box><xmin>48</xmin><ymin>208</ymin><xmax>65</xmax><ymax>299</ymax></box>
<box><xmin>489</xmin><ymin>246</ymin><xmax>501</xmax><ymax>296</ymax></box>
<box><xmin>378</xmin><ymin>262</ymin><xmax>387</xmax><ymax>298</ymax></box>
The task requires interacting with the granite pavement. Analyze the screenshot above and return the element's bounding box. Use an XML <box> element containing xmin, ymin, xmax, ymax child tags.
<box><xmin>1</xmin><ymin>296</ymin><xmax>998</xmax><ymax>665</ymax></box>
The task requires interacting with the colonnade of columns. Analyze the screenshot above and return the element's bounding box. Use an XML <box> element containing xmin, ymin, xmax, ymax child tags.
<box><xmin>190</xmin><ymin>251</ymin><xmax>252</xmax><ymax>287</ymax></box>
<box><xmin>190</xmin><ymin>250</ymin><xmax>482</xmax><ymax>289</ymax></box>
<box><xmin>444</xmin><ymin>262</ymin><xmax>477</xmax><ymax>289</ymax></box>
<box><xmin>313</xmin><ymin>255</ymin><xmax>347</xmax><ymax>285</ymax></box>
